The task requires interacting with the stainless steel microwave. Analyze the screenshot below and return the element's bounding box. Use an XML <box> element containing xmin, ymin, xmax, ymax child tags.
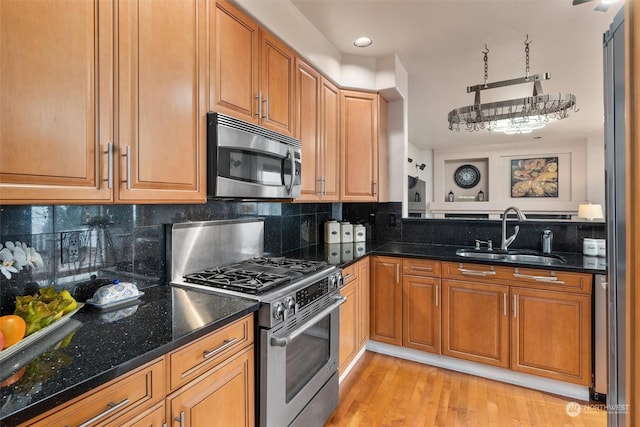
<box><xmin>207</xmin><ymin>112</ymin><xmax>301</xmax><ymax>199</ymax></box>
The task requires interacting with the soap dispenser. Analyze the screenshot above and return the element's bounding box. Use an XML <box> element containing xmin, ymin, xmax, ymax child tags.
<box><xmin>541</xmin><ymin>229</ymin><xmax>553</xmax><ymax>254</ymax></box>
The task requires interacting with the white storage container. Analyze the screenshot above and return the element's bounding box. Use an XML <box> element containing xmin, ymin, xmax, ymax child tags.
<box><xmin>353</xmin><ymin>224</ymin><xmax>366</xmax><ymax>242</ymax></box>
<box><xmin>324</xmin><ymin>220</ymin><xmax>340</xmax><ymax>244</ymax></box>
<box><xmin>340</xmin><ymin>222</ymin><xmax>353</xmax><ymax>243</ymax></box>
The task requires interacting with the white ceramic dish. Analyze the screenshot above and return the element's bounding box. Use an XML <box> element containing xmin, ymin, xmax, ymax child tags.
<box><xmin>86</xmin><ymin>292</ymin><xmax>145</xmax><ymax>310</ymax></box>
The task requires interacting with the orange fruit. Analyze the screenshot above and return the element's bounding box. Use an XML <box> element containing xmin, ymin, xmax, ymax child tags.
<box><xmin>0</xmin><ymin>315</ymin><xmax>27</xmax><ymax>348</ymax></box>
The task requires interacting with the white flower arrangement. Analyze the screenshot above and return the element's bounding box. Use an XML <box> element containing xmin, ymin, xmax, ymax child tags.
<box><xmin>0</xmin><ymin>241</ymin><xmax>45</xmax><ymax>279</ymax></box>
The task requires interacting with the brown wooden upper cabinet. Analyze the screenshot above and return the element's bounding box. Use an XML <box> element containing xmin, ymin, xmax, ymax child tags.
<box><xmin>0</xmin><ymin>0</ymin><xmax>207</xmax><ymax>205</ymax></box>
<box><xmin>211</xmin><ymin>0</ymin><xmax>295</xmax><ymax>137</ymax></box>
<box><xmin>295</xmin><ymin>59</ymin><xmax>340</xmax><ymax>201</ymax></box>
<box><xmin>340</xmin><ymin>90</ymin><xmax>388</xmax><ymax>202</ymax></box>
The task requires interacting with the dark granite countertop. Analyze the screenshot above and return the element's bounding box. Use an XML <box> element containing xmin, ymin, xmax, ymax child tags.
<box><xmin>0</xmin><ymin>284</ymin><xmax>259</xmax><ymax>426</ymax></box>
<box><xmin>284</xmin><ymin>241</ymin><xmax>606</xmax><ymax>274</ymax></box>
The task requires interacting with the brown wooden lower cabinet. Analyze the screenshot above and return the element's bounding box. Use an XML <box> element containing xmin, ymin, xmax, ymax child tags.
<box><xmin>369</xmin><ymin>256</ymin><xmax>403</xmax><ymax>345</ymax></box>
<box><xmin>403</xmin><ymin>275</ymin><xmax>441</xmax><ymax>354</ymax></box>
<box><xmin>166</xmin><ymin>346</ymin><xmax>255</xmax><ymax>427</ymax></box>
<box><xmin>511</xmin><ymin>287</ymin><xmax>592</xmax><ymax>386</ymax></box>
<box><xmin>21</xmin><ymin>315</ymin><xmax>255</xmax><ymax>427</ymax></box>
<box><xmin>339</xmin><ymin>257</ymin><xmax>371</xmax><ymax>375</ymax></box>
<box><xmin>441</xmin><ymin>279</ymin><xmax>510</xmax><ymax>368</ymax></box>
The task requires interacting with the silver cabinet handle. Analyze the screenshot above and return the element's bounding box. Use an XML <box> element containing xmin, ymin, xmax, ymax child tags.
<box><xmin>411</xmin><ymin>266</ymin><xmax>433</xmax><ymax>272</ymax></box>
<box><xmin>503</xmin><ymin>293</ymin><xmax>507</xmax><ymax>316</ymax></box>
<box><xmin>513</xmin><ymin>294</ymin><xmax>517</xmax><ymax>318</ymax></box>
<box><xmin>124</xmin><ymin>145</ymin><xmax>131</xmax><ymax>190</ymax></box>
<box><xmin>342</xmin><ymin>273</ymin><xmax>355</xmax><ymax>283</ymax></box>
<box><xmin>373</xmin><ymin>181</ymin><xmax>378</xmax><ymax>196</ymax></box>
<box><xmin>203</xmin><ymin>337</ymin><xmax>238</xmax><ymax>359</ymax></box>
<box><xmin>435</xmin><ymin>285</ymin><xmax>439</xmax><ymax>307</ymax></box>
<box><xmin>256</xmin><ymin>92</ymin><xmax>262</xmax><ymax>118</ymax></box>
<box><xmin>77</xmin><ymin>398</ymin><xmax>129</xmax><ymax>427</ymax></box>
<box><xmin>175</xmin><ymin>411</ymin><xmax>185</xmax><ymax>427</ymax></box>
<box><xmin>458</xmin><ymin>267</ymin><xmax>496</xmax><ymax>276</ymax></box>
<box><xmin>105</xmin><ymin>143</ymin><xmax>113</xmax><ymax>189</ymax></box>
<box><xmin>271</xmin><ymin>295</ymin><xmax>346</xmax><ymax>347</ymax></box>
<box><xmin>321</xmin><ymin>176</ymin><xmax>326</xmax><ymax>196</ymax></box>
<box><xmin>396</xmin><ymin>264</ymin><xmax>400</xmax><ymax>284</ymax></box>
<box><xmin>513</xmin><ymin>272</ymin><xmax>565</xmax><ymax>284</ymax></box>
<box><xmin>264</xmin><ymin>95</ymin><xmax>269</xmax><ymax>120</ymax></box>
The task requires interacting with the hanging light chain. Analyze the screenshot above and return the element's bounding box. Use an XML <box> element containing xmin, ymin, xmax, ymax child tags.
<box><xmin>524</xmin><ymin>35</ymin><xmax>531</xmax><ymax>80</ymax></box>
<box><xmin>483</xmin><ymin>44</ymin><xmax>489</xmax><ymax>87</ymax></box>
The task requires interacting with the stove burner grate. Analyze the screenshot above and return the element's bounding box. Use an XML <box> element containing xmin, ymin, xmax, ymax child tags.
<box><xmin>246</xmin><ymin>256</ymin><xmax>325</xmax><ymax>274</ymax></box>
<box><xmin>183</xmin><ymin>267</ymin><xmax>291</xmax><ymax>294</ymax></box>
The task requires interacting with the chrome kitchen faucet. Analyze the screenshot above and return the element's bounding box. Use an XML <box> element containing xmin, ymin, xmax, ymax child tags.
<box><xmin>501</xmin><ymin>206</ymin><xmax>527</xmax><ymax>250</ymax></box>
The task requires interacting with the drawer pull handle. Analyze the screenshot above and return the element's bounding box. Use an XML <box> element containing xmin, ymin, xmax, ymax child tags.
<box><xmin>412</xmin><ymin>266</ymin><xmax>433</xmax><ymax>271</ymax></box>
<box><xmin>435</xmin><ymin>285</ymin><xmax>439</xmax><ymax>307</ymax></box>
<box><xmin>203</xmin><ymin>337</ymin><xmax>238</xmax><ymax>359</ymax></box>
<box><xmin>77</xmin><ymin>398</ymin><xmax>129</xmax><ymax>427</ymax></box>
<box><xmin>175</xmin><ymin>411</ymin><xmax>185</xmax><ymax>427</ymax></box>
<box><xmin>342</xmin><ymin>273</ymin><xmax>355</xmax><ymax>282</ymax></box>
<box><xmin>513</xmin><ymin>272</ymin><xmax>565</xmax><ymax>284</ymax></box>
<box><xmin>458</xmin><ymin>267</ymin><xmax>496</xmax><ymax>276</ymax></box>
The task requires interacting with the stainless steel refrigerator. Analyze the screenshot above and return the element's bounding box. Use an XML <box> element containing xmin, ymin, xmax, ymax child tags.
<box><xmin>603</xmin><ymin>7</ymin><xmax>626</xmax><ymax>426</ymax></box>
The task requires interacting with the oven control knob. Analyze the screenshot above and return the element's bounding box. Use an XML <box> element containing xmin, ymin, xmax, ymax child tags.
<box><xmin>328</xmin><ymin>275</ymin><xmax>337</xmax><ymax>290</ymax></box>
<box><xmin>272</xmin><ymin>302</ymin><xmax>285</xmax><ymax>320</ymax></box>
<box><xmin>284</xmin><ymin>296</ymin><xmax>296</xmax><ymax>314</ymax></box>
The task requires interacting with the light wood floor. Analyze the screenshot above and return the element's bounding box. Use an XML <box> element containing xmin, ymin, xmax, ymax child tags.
<box><xmin>325</xmin><ymin>351</ymin><xmax>607</xmax><ymax>427</ymax></box>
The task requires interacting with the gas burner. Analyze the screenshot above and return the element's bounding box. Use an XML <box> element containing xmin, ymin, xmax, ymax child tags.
<box><xmin>183</xmin><ymin>267</ymin><xmax>291</xmax><ymax>294</ymax></box>
<box><xmin>246</xmin><ymin>257</ymin><xmax>326</xmax><ymax>274</ymax></box>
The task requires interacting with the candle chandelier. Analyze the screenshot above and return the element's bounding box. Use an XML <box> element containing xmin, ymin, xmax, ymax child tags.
<box><xmin>448</xmin><ymin>36</ymin><xmax>578</xmax><ymax>135</ymax></box>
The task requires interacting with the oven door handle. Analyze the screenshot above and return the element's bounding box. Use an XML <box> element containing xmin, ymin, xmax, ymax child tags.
<box><xmin>270</xmin><ymin>295</ymin><xmax>347</xmax><ymax>347</ymax></box>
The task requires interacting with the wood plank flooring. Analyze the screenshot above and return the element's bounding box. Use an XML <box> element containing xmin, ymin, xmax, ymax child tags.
<box><xmin>325</xmin><ymin>351</ymin><xmax>607</xmax><ymax>427</ymax></box>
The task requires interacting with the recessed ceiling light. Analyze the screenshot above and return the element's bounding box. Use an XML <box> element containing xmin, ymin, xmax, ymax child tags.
<box><xmin>353</xmin><ymin>36</ymin><xmax>373</xmax><ymax>48</ymax></box>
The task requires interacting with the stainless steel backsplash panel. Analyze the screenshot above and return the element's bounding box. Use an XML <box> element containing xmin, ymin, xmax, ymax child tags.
<box><xmin>167</xmin><ymin>219</ymin><xmax>264</xmax><ymax>281</ymax></box>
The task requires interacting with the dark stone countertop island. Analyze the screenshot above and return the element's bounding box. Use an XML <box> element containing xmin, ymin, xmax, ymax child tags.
<box><xmin>0</xmin><ymin>284</ymin><xmax>259</xmax><ymax>426</ymax></box>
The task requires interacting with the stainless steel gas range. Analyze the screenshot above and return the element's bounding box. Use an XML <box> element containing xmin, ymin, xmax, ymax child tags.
<box><xmin>167</xmin><ymin>219</ymin><xmax>345</xmax><ymax>427</ymax></box>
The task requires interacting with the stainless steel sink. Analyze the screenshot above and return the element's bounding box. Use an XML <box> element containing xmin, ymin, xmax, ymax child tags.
<box><xmin>455</xmin><ymin>249</ymin><xmax>566</xmax><ymax>265</ymax></box>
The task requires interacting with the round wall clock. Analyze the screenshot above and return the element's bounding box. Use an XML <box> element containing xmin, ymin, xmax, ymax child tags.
<box><xmin>454</xmin><ymin>164</ymin><xmax>480</xmax><ymax>189</ymax></box>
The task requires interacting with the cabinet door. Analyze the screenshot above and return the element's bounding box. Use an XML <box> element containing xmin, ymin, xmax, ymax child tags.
<box><xmin>295</xmin><ymin>59</ymin><xmax>322</xmax><ymax>201</ymax></box>
<box><xmin>403</xmin><ymin>275</ymin><xmax>441</xmax><ymax>354</ymax></box>
<box><xmin>321</xmin><ymin>78</ymin><xmax>341</xmax><ymax>201</ymax></box>
<box><xmin>511</xmin><ymin>287</ymin><xmax>592</xmax><ymax>385</ymax></box>
<box><xmin>210</xmin><ymin>0</ymin><xmax>259</xmax><ymax>123</ymax></box>
<box><xmin>260</xmin><ymin>30</ymin><xmax>295</xmax><ymax>137</ymax></box>
<box><xmin>370</xmin><ymin>256</ymin><xmax>402</xmax><ymax>345</ymax></box>
<box><xmin>377</xmin><ymin>95</ymin><xmax>389</xmax><ymax>202</ymax></box>
<box><xmin>442</xmin><ymin>279</ymin><xmax>509</xmax><ymax>368</ymax></box>
<box><xmin>117</xmin><ymin>0</ymin><xmax>206</xmax><ymax>203</ymax></box>
<box><xmin>340</xmin><ymin>90</ymin><xmax>379</xmax><ymax>201</ymax></box>
<box><xmin>339</xmin><ymin>280</ymin><xmax>358</xmax><ymax>374</ymax></box>
<box><xmin>168</xmin><ymin>346</ymin><xmax>255</xmax><ymax>427</ymax></box>
<box><xmin>357</xmin><ymin>257</ymin><xmax>370</xmax><ymax>348</ymax></box>
<box><xmin>0</xmin><ymin>0</ymin><xmax>113</xmax><ymax>203</ymax></box>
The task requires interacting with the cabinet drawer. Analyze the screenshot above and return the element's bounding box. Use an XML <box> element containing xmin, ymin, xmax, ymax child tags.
<box><xmin>168</xmin><ymin>314</ymin><xmax>254</xmax><ymax>391</ymax></box>
<box><xmin>342</xmin><ymin>263</ymin><xmax>358</xmax><ymax>285</ymax></box>
<box><xmin>442</xmin><ymin>261</ymin><xmax>511</xmax><ymax>281</ymax></box>
<box><xmin>442</xmin><ymin>262</ymin><xmax>592</xmax><ymax>294</ymax></box>
<box><xmin>23</xmin><ymin>358</ymin><xmax>164</xmax><ymax>427</ymax></box>
<box><xmin>403</xmin><ymin>258</ymin><xmax>441</xmax><ymax>277</ymax></box>
<box><xmin>509</xmin><ymin>267</ymin><xmax>592</xmax><ymax>294</ymax></box>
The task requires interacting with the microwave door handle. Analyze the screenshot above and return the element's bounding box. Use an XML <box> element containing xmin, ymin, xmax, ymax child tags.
<box><xmin>270</xmin><ymin>295</ymin><xmax>346</xmax><ymax>347</ymax></box>
<box><xmin>285</xmin><ymin>147</ymin><xmax>295</xmax><ymax>195</ymax></box>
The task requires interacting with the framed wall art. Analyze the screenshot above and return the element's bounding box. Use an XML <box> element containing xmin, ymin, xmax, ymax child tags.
<box><xmin>511</xmin><ymin>157</ymin><xmax>558</xmax><ymax>198</ymax></box>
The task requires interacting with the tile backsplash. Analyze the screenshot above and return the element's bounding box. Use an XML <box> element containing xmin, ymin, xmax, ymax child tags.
<box><xmin>0</xmin><ymin>200</ymin><xmax>604</xmax><ymax>314</ymax></box>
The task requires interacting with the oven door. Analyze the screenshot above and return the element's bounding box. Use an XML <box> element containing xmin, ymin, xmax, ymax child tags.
<box><xmin>260</xmin><ymin>294</ymin><xmax>345</xmax><ymax>427</ymax></box>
